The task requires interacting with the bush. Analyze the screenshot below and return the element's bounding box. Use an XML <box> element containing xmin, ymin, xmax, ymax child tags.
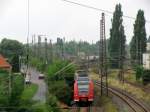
<box><xmin>47</xmin><ymin>60</ymin><xmax>68</xmax><ymax>77</ymax></box>
<box><xmin>47</xmin><ymin>95</ymin><xmax>61</xmax><ymax>112</ymax></box>
<box><xmin>49</xmin><ymin>80</ymin><xmax>72</xmax><ymax>105</ymax></box>
<box><xmin>47</xmin><ymin>60</ymin><xmax>76</xmax><ymax>106</ymax></box>
<box><xmin>135</xmin><ymin>66</ymin><xmax>144</xmax><ymax>80</ymax></box>
<box><xmin>10</xmin><ymin>74</ymin><xmax>24</xmax><ymax>106</ymax></box>
<box><xmin>0</xmin><ymin>69</ymin><xmax>9</xmax><ymax>106</ymax></box>
<box><xmin>142</xmin><ymin>70</ymin><xmax>150</xmax><ymax>85</ymax></box>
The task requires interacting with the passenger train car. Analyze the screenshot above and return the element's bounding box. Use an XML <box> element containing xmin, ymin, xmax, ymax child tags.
<box><xmin>73</xmin><ymin>70</ymin><xmax>94</xmax><ymax>104</ymax></box>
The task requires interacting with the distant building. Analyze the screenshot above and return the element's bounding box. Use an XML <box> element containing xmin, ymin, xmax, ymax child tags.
<box><xmin>146</xmin><ymin>43</ymin><xmax>150</xmax><ymax>51</ymax></box>
<box><xmin>78</xmin><ymin>52</ymin><xmax>86</xmax><ymax>60</ymax></box>
<box><xmin>143</xmin><ymin>37</ymin><xmax>150</xmax><ymax>69</ymax></box>
<box><xmin>86</xmin><ymin>56</ymin><xmax>99</xmax><ymax>61</ymax></box>
<box><xmin>143</xmin><ymin>53</ymin><xmax>150</xmax><ymax>69</ymax></box>
<box><xmin>0</xmin><ymin>54</ymin><xmax>12</xmax><ymax>72</ymax></box>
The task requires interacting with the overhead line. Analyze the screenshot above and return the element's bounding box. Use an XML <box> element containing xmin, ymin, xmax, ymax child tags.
<box><xmin>62</xmin><ymin>0</ymin><xmax>112</xmax><ymax>14</ymax></box>
<box><xmin>62</xmin><ymin>0</ymin><xmax>150</xmax><ymax>23</ymax></box>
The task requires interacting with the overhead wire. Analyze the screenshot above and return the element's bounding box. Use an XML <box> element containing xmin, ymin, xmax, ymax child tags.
<box><xmin>62</xmin><ymin>0</ymin><xmax>150</xmax><ymax>23</ymax></box>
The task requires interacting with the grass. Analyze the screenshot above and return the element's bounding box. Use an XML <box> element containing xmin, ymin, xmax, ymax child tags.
<box><xmin>32</xmin><ymin>103</ymin><xmax>50</xmax><ymax>112</ymax></box>
<box><xmin>108</xmin><ymin>78</ymin><xmax>150</xmax><ymax>105</ymax></box>
<box><xmin>94</xmin><ymin>86</ymin><xmax>118</xmax><ymax>112</ymax></box>
<box><xmin>21</xmin><ymin>84</ymin><xmax>38</xmax><ymax>101</ymax></box>
<box><xmin>103</xmin><ymin>97</ymin><xmax>118</xmax><ymax>112</ymax></box>
<box><xmin>90</xmin><ymin>71</ymin><xmax>150</xmax><ymax>106</ymax></box>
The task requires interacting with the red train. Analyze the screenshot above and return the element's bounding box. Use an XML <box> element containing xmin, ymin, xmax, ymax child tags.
<box><xmin>73</xmin><ymin>70</ymin><xmax>94</xmax><ymax>103</ymax></box>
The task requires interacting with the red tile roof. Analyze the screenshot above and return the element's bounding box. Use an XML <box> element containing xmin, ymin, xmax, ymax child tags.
<box><xmin>0</xmin><ymin>54</ymin><xmax>11</xmax><ymax>68</ymax></box>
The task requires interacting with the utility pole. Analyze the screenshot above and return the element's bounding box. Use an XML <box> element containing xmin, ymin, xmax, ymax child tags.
<box><xmin>38</xmin><ymin>35</ymin><xmax>41</xmax><ymax>59</ymax></box>
<box><xmin>62</xmin><ymin>38</ymin><xmax>64</xmax><ymax>60</ymax></box>
<box><xmin>33</xmin><ymin>34</ymin><xmax>36</xmax><ymax>57</ymax></box>
<box><xmin>63</xmin><ymin>37</ymin><xmax>66</xmax><ymax>60</ymax></box>
<box><xmin>87</xmin><ymin>52</ymin><xmax>89</xmax><ymax>71</ymax></box>
<box><xmin>49</xmin><ymin>39</ymin><xmax>53</xmax><ymax>64</ymax></box>
<box><xmin>31</xmin><ymin>35</ymin><xmax>34</xmax><ymax>56</ymax></box>
<box><xmin>45</xmin><ymin>37</ymin><xmax>48</xmax><ymax>65</ymax></box>
<box><xmin>99</xmin><ymin>13</ymin><xmax>108</xmax><ymax>96</ymax></box>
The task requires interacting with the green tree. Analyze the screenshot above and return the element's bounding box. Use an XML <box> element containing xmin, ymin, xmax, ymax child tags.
<box><xmin>108</xmin><ymin>4</ymin><xmax>126</xmax><ymax>68</ymax></box>
<box><xmin>0</xmin><ymin>38</ymin><xmax>24</xmax><ymax>59</ymax></box>
<box><xmin>64</xmin><ymin>41</ymin><xmax>77</xmax><ymax>55</ymax></box>
<box><xmin>130</xmin><ymin>10</ymin><xmax>147</xmax><ymax>65</ymax></box>
<box><xmin>11</xmin><ymin>55</ymin><xmax>20</xmax><ymax>72</ymax></box>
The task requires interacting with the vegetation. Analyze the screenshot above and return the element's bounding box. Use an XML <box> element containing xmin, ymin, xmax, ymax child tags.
<box><xmin>103</xmin><ymin>97</ymin><xmax>118</xmax><ymax>112</ymax></box>
<box><xmin>0</xmin><ymin>69</ymin><xmax>9</xmax><ymax>107</ymax></box>
<box><xmin>135</xmin><ymin>66</ymin><xmax>144</xmax><ymax>81</ymax></box>
<box><xmin>11</xmin><ymin>55</ymin><xmax>20</xmax><ymax>72</ymax></box>
<box><xmin>108</xmin><ymin>4</ymin><xmax>126</xmax><ymax>68</ymax></box>
<box><xmin>142</xmin><ymin>70</ymin><xmax>150</xmax><ymax>85</ymax></box>
<box><xmin>47</xmin><ymin>60</ymin><xmax>76</xmax><ymax>106</ymax></box>
<box><xmin>0</xmin><ymin>3</ymin><xmax>149</xmax><ymax>111</ymax></box>
<box><xmin>0</xmin><ymin>38</ymin><xmax>25</xmax><ymax>72</ymax></box>
<box><xmin>108</xmin><ymin>78</ymin><xmax>150</xmax><ymax>105</ymax></box>
<box><xmin>10</xmin><ymin>74</ymin><xmax>24</xmax><ymax>106</ymax></box>
<box><xmin>21</xmin><ymin>84</ymin><xmax>38</xmax><ymax>102</ymax></box>
<box><xmin>0</xmin><ymin>70</ymin><xmax>25</xmax><ymax>112</ymax></box>
<box><xmin>54</xmin><ymin>39</ymin><xmax>99</xmax><ymax>56</ymax></box>
<box><xmin>29</xmin><ymin>58</ymin><xmax>75</xmax><ymax>111</ymax></box>
<box><xmin>32</xmin><ymin>103</ymin><xmax>54</xmax><ymax>112</ymax></box>
<box><xmin>0</xmin><ymin>38</ymin><xmax>24</xmax><ymax>59</ymax></box>
<box><xmin>130</xmin><ymin>10</ymin><xmax>147</xmax><ymax>65</ymax></box>
<box><xmin>94</xmin><ymin>86</ymin><xmax>118</xmax><ymax>112</ymax></box>
<box><xmin>135</xmin><ymin>66</ymin><xmax>150</xmax><ymax>85</ymax></box>
<box><xmin>29</xmin><ymin>57</ymin><xmax>46</xmax><ymax>72</ymax></box>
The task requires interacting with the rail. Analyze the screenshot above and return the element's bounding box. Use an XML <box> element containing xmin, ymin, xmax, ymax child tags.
<box><xmin>95</xmin><ymin>81</ymin><xmax>149</xmax><ymax>112</ymax></box>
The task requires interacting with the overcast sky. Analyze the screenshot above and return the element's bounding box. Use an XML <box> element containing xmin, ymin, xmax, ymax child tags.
<box><xmin>0</xmin><ymin>0</ymin><xmax>150</xmax><ymax>44</ymax></box>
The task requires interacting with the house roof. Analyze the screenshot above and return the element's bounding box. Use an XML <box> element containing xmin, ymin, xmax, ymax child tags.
<box><xmin>0</xmin><ymin>54</ymin><xmax>11</xmax><ymax>68</ymax></box>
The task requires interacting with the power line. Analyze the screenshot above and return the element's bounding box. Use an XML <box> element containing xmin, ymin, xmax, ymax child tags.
<box><xmin>62</xmin><ymin>0</ymin><xmax>150</xmax><ymax>23</ymax></box>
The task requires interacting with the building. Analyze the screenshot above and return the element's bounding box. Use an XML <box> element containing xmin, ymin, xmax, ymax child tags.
<box><xmin>0</xmin><ymin>54</ymin><xmax>12</xmax><ymax>72</ymax></box>
<box><xmin>143</xmin><ymin>53</ymin><xmax>150</xmax><ymax>69</ymax></box>
<box><xmin>143</xmin><ymin>37</ymin><xmax>150</xmax><ymax>69</ymax></box>
<box><xmin>146</xmin><ymin>43</ymin><xmax>150</xmax><ymax>51</ymax></box>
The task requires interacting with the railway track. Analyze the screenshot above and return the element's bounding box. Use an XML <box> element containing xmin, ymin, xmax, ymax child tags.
<box><xmin>95</xmin><ymin>81</ymin><xmax>150</xmax><ymax>112</ymax></box>
<box><xmin>71</xmin><ymin>104</ymin><xmax>92</xmax><ymax>112</ymax></box>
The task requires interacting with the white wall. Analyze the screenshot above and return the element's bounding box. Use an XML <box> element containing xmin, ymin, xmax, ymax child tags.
<box><xmin>147</xmin><ymin>43</ymin><xmax>150</xmax><ymax>51</ymax></box>
<box><xmin>143</xmin><ymin>53</ymin><xmax>150</xmax><ymax>69</ymax></box>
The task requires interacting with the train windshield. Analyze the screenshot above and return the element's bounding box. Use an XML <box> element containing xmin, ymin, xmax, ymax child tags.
<box><xmin>77</xmin><ymin>80</ymin><xmax>89</xmax><ymax>94</ymax></box>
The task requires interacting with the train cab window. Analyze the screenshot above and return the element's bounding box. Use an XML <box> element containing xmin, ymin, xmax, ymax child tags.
<box><xmin>77</xmin><ymin>80</ymin><xmax>89</xmax><ymax>94</ymax></box>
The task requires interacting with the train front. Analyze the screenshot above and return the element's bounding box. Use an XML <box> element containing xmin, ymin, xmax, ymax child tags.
<box><xmin>74</xmin><ymin>77</ymin><xmax>94</xmax><ymax>103</ymax></box>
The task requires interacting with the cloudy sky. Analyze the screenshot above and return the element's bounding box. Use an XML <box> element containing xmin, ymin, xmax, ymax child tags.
<box><xmin>0</xmin><ymin>0</ymin><xmax>150</xmax><ymax>44</ymax></box>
